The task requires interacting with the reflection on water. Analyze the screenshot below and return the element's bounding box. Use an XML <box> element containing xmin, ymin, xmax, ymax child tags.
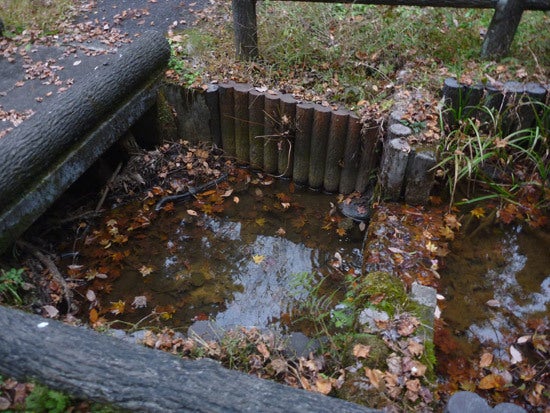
<box><xmin>102</xmin><ymin>180</ymin><xmax>363</xmax><ymax>332</ymax></box>
<box><xmin>442</xmin><ymin>225</ymin><xmax>550</xmax><ymax>358</ymax></box>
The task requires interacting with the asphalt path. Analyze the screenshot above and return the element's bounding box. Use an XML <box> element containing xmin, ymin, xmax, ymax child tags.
<box><xmin>0</xmin><ymin>0</ymin><xmax>208</xmax><ymax>136</ymax></box>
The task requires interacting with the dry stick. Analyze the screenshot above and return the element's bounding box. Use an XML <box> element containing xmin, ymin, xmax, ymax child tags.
<box><xmin>95</xmin><ymin>162</ymin><xmax>123</xmax><ymax>212</ymax></box>
<box><xmin>17</xmin><ymin>241</ymin><xmax>72</xmax><ymax>312</ymax></box>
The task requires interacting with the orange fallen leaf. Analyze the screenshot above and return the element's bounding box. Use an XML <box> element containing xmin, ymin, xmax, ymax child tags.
<box><xmin>478</xmin><ymin>373</ymin><xmax>505</xmax><ymax>390</ymax></box>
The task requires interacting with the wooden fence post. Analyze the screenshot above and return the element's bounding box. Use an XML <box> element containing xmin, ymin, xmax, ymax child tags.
<box><xmin>481</xmin><ymin>0</ymin><xmax>524</xmax><ymax>60</ymax></box>
<box><xmin>232</xmin><ymin>0</ymin><xmax>259</xmax><ymax>60</ymax></box>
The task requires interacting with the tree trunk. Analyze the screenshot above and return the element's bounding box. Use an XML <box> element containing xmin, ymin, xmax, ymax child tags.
<box><xmin>481</xmin><ymin>0</ymin><xmax>525</xmax><ymax>60</ymax></box>
<box><xmin>0</xmin><ymin>306</ymin><xmax>376</xmax><ymax>413</ymax></box>
<box><xmin>232</xmin><ymin>0</ymin><xmax>259</xmax><ymax>60</ymax></box>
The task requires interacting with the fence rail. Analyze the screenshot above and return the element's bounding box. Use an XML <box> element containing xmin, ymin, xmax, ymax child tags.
<box><xmin>232</xmin><ymin>0</ymin><xmax>550</xmax><ymax>60</ymax></box>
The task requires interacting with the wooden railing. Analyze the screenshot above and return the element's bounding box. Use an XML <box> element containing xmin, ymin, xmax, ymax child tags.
<box><xmin>232</xmin><ymin>0</ymin><xmax>550</xmax><ymax>60</ymax></box>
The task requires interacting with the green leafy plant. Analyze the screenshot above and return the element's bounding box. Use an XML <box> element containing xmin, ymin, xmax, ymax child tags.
<box><xmin>0</xmin><ymin>268</ymin><xmax>25</xmax><ymax>304</ymax></box>
<box><xmin>25</xmin><ymin>384</ymin><xmax>71</xmax><ymax>413</ymax></box>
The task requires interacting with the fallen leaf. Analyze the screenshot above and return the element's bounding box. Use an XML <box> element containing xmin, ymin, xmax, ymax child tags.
<box><xmin>478</xmin><ymin>373</ymin><xmax>505</xmax><ymax>390</ymax></box>
<box><xmin>353</xmin><ymin>343</ymin><xmax>371</xmax><ymax>358</ymax></box>
<box><xmin>257</xmin><ymin>342</ymin><xmax>270</xmax><ymax>358</ymax></box>
<box><xmin>336</xmin><ymin>227</ymin><xmax>347</xmax><ymax>236</ymax></box>
<box><xmin>187</xmin><ymin>209</ymin><xmax>198</xmax><ymax>216</ymax></box>
<box><xmin>479</xmin><ymin>352</ymin><xmax>493</xmax><ymax>368</ymax></box>
<box><xmin>509</xmin><ymin>345</ymin><xmax>522</xmax><ymax>364</ymax></box>
<box><xmin>109</xmin><ymin>300</ymin><xmax>126</xmax><ymax>315</ymax></box>
<box><xmin>89</xmin><ymin>308</ymin><xmax>99</xmax><ymax>323</ymax></box>
<box><xmin>486</xmin><ymin>299</ymin><xmax>501</xmax><ymax>308</ymax></box>
<box><xmin>86</xmin><ymin>289</ymin><xmax>96</xmax><ymax>302</ymax></box>
<box><xmin>233</xmin><ymin>196</ymin><xmax>240</xmax><ymax>204</ymax></box>
<box><xmin>364</xmin><ymin>367</ymin><xmax>384</xmax><ymax>389</ymax></box>
<box><xmin>43</xmin><ymin>305</ymin><xmax>59</xmax><ymax>318</ymax></box>
<box><xmin>470</xmin><ymin>207</ymin><xmax>485</xmax><ymax>219</ymax></box>
<box><xmin>255</xmin><ymin>217</ymin><xmax>266</xmax><ymax>227</ymax></box>
<box><xmin>407</xmin><ymin>340</ymin><xmax>424</xmax><ymax>357</ymax></box>
<box><xmin>139</xmin><ymin>265</ymin><xmax>154</xmax><ymax>277</ymax></box>
<box><xmin>132</xmin><ymin>296</ymin><xmax>148</xmax><ymax>309</ymax></box>
<box><xmin>252</xmin><ymin>254</ymin><xmax>265</xmax><ymax>264</ymax></box>
<box><xmin>314</xmin><ymin>376</ymin><xmax>333</xmax><ymax>395</ymax></box>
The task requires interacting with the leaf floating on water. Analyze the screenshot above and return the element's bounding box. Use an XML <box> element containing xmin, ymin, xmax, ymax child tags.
<box><xmin>470</xmin><ymin>207</ymin><xmax>486</xmax><ymax>219</ymax></box>
<box><xmin>255</xmin><ymin>217</ymin><xmax>266</xmax><ymax>227</ymax></box>
<box><xmin>517</xmin><ymin>335</ymin><xmax>531</xmax><ymax>344</ymax></box>
<box><xmin>252</xmin><ymin>254</ymin><xmax>265</xmax><ymax>264</ymax></box>
<box><xmin>109</xmin><ymin>300</ymin><xmax>126</xmax><ymax>315</ymax></box>
<box><xmin>86</xmin><ymin>290</ymin><xmax>96</xmax><ymax>302</ymax></box>
<box><xmin>276</xmin><ymin>227</ymin><xmax>286</xmax><ymax>236</ymax></box>
<box><xmin>132</xmin><ymin>296</ymin><xmax>148</xmax><ymax>309</ymax></box>
<box><xmin>336</xmin><ymin>227</ymin><xmax>347</xmax><ymax>236</ymax></box>
<box><xmin>139</xmin><ymin>265</ymin><xmax>154</xmax><ymax>277</ymax></box>
<box><xmin>359</xmin><ymin>221</ymin><xmax>366</xmax><ymax>231</ymax></box>
<box><xmin>486</xmin><ymin>299</ymin><xmax>501</xmax><ymax>307</ymax></box>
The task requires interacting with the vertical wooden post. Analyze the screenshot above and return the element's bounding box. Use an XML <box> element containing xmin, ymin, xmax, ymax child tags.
<box><xmin>355</xmin><ymin>122</ymin><xmax>380</xmax><ymax>193</ymax></box>
<box><xmin>232</xmin><ymin>0</ymin><xmax>259</xmax><ymax>61</ymax></box>
<box><xmin>324</xmin><ymin>110</ymin><xmax>349</xmax><ymax>193</ymax></box>
<box><xmin>205</xmin><ymin>84</ymin><xmax>222</xmax><ymax>147</ymax></box>
<box><xmin>263</xmin><ymin>93</ymin><xmax>280</xmax><ymax>174</ymax></box>
<box><xmin>248</xmin><ymin>89</ymin><xmax>265</xmax><ymax>170</ymax></box>
<box><xmin>293</xmin><ymin>103</ymin><xmax>315</xmax><ymax>186</ymax></box>
<box><xmin>339</xmin><ymin>115</ymin><xmax>362</xmax><ymax>194</ymax></box>
<box><xmin>219</xmin><ymin>83</ymin><xmax>236</xmax><ymax>157</ymax></box>
<box><xmin>278</xmin><ymin>94</ymin><xmax>296</xmax><ymax>178</ymax></box>
<box><xmin>481</xmin><ymin>0</ymin><xmax>524</xmax><ymax>60</ymax></box>
<box><xmin>308</xmin><ymin>106</ymin><xmax>332</xmax><ymax>189</ymax></box>
<box><xmin>234</xmin><ymin>83</ymin><xmax>252</xmax><ymax>164</ymax></box>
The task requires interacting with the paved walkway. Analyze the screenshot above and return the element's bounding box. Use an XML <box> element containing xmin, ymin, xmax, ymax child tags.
<box><xmin>0</xmin><ymin>0</ymin><xmax>207</xmax><ymax>137</ymax></box>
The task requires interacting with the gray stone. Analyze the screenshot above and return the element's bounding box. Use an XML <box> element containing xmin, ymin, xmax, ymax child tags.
<box><xmin>411</xmin><ymin>282</ymin><xmax>437</xmax><ymax>308</ymax></box>
<box><xmin>358</xmin><ymin>307</ymin><xmax>389</xmax><ymax>332</ymax></box>
<box><xmin>445</xmin><ymin>391</ymin><xmax>526</xmax><ymax>413</ymax></box>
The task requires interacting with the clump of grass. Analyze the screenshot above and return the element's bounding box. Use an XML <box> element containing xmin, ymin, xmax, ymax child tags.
<box><xmin>0</xmin><ymin>0</ymin><xmax>75</xmax><ymax>35</ymax></box>
<box><xmin>436</xmin><ymin>98</ymin><xmax>549</xmax><ymax>226</ymax></box>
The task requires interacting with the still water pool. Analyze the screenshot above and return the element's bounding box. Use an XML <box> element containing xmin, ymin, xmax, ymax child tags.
<box><xmin>71</xmin><ymin>177</ymin><xmax>364</xmax><ymax>333</ymax></box>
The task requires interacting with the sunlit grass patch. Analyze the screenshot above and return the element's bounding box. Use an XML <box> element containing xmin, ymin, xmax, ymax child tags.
<box><xmin>0</xmin><ymin>0</ymin><xmax>75</xmax><ymax>34</ymax></box>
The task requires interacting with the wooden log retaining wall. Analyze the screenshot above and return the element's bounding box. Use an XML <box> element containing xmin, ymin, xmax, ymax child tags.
<box><xmin>442</xmin><ymin>77</ymin><xmax>549</xmax><ymax>133</ymax></box>
<box><xmin>167</xmin><ymin>81</ymin><xmax>383</xmax><ymax>194</ymax></box>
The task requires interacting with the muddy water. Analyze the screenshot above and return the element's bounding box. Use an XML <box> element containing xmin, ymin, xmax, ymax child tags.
<box><xmin>441</xmin><ymin>225</ymin><xmax>549</xmax><ymax>360</ymax></box>
<box><xmin>96</xmin><ymin>179</ymin><xmax>363</xmax><ymax>332</ymax></box>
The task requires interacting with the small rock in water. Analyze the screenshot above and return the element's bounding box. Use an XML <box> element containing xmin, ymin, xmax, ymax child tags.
<box><xmin>339</xmin><ymin>193</ymin><xmax>372</xmax><ymax>222</ymax></box>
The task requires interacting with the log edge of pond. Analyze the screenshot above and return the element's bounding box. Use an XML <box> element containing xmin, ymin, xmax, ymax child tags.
<box><xmin>0</xmin><ymin>305</ymin><xmax>378</xmax><ymax>413</ymax></box>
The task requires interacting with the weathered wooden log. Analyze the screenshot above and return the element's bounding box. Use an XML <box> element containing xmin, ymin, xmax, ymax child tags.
<box><xmin>0</xmin><ymin>31</ymin><xmax>169</xmax><ymax>213</ymax></box>
<box><xmin>379</xmin><ymin>138</ymin><xmax>411</xmax><ymax>200</ymax></box>
<box><xmin>234</xmin><ymin>83</ymin><xmax>252</xmax><ymax>164</ymax></box>
<box><xmin>248</xmin><ymin>89</ymin><xmax>265</xmax><ymax>170</ymax></box>
<box><xmin>308</xmin><ymin>106</ymin><xmax>332</xmax><ymax>189</ymax></box>
<box><xmin>219</xmin><ymin>82</ymin><xmax>236</xmax><ymax>157</ymax></box>
<box><xmin>324</xmin><ymin>110</ymin><xmax>349</xmax><ymax>193</ymax></box>
<box><xmin>205</xmin><ymin>84</ymin><xmax>222</xmax><ymax>146</ymax></box>
<box><xmin>481</xmin><ymin>0</ymin><xmax>524</xmax><ymax>60</ymax></box>
<box><xmin>278</xmin><ymin>94</ymin><xmax>297</xmax><ymax>178</ymax></box>
<box><xmin>263</xmin><ymin>93</ymin><xmax>281</xmax><ymax>174</ymax></box>
<box><xmin>0</xmin><ymin>32</ymin><xmax>170</xmax><ymax>254</ymax></box>
<box><xmin>404</xmin><ymin>148</ymin><xmax>437</xmax><ymax>205</ymax></box>
<box><xmin>293</xmin><ymin>103</ymin><xmax>315</xmax><ymax>186</ymax></box>
<box><xmin>339</xmin><ymin>115</ymin><xmax>362</xmax><ymax>194</ymax></box>
<box><xmin>232</xmin><ymin>0</ymin><xmax>259</xmax><ymax>60</ymax></box>
<box><xmin>517</xmin><ymin>82</ymin><xmax>548</xmax><ymax>131</ymax></box>
<box><xmin>355</xmin><ymin>122</ymin><xmax>380</xmax><ymax>193</ymax></box>
<box><xmin>0</xmin><ymin>306</ymin><xmax>376</xmax><ymax>413</ymax></box>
